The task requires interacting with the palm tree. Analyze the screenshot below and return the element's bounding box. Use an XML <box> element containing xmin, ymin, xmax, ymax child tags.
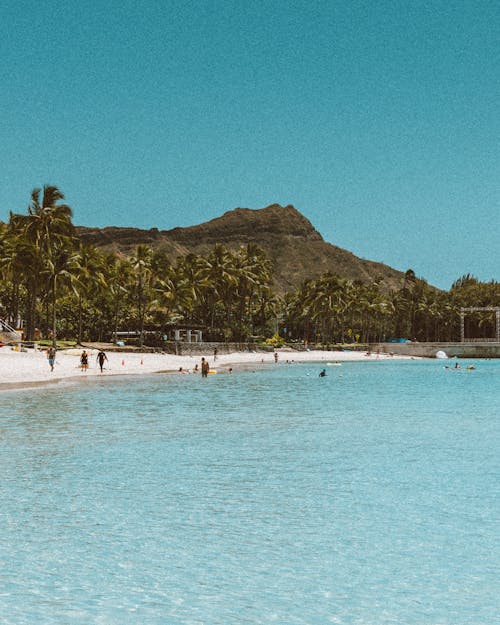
<box><xmin>47</xmin><ymin>243</ymin><xmax>79</xmax><ymax>346</ymax></box>
<box><xmin>25</xmin><ymin>186</ymin><xmax>74</xmax><ymax>252</ymax></box>
<box><xmin>130</xmin><ymin>244</ymin><xmax>154</xmax><ymax>346</ymax></box>
<box><xmin>9</xmin><ymin>185</ymin><xmax>76</xmax><ymax>343</ymax></box>
<box><xmin>105</xmin><ymin>255</ymin><xmax>133</xmax><ymax>341</ymax></box>
<box><xmin>72</xmin><ymin>244</ymin><xmax>108</xmax><ymax>343</ymax></box>
<box><xmin>198</xmin><ymin>244</ymin><xmax>237</xmax><ymax>335</ymax></box>
<box><xmin>0</xmin><ymin>223</ymin><xmax>28</xmax><ymax>329</ymax></box>
<box><xmin>231</xmin><ymin>244</ymin><xmax>272</xmax><ymax>340</ymax></box>
<box><xmin>7</xmin><ymin>214</ymin><xmax>46</xmax><ymax>340</ymax></box>
<box><xmin>304</xmin><ymin>273</ymin><xmax>350</xmax><ymax>343</ymax></box>
<box><xmin>172</xmin><ymin>253</ymin><xmax>210</xmax><ymax>327</ymax></box>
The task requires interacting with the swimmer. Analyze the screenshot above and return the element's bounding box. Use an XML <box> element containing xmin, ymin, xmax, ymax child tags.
<box><xmin>319</xmin><ymin>368</ymin><xmax>327</xmax><ymax>377</ymax></box>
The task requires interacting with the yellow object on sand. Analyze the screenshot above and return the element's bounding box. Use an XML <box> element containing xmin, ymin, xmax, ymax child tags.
<box><xmin>208</xmin><ymin>369</ymin><xmax>217</xmax><ymax>375</ymax></box>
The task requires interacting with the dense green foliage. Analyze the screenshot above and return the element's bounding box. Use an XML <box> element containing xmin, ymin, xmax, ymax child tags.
<box><xmin>1</xmin><ymin>186</ymin><xmax>499</xmax><ymax>345</ymax></box>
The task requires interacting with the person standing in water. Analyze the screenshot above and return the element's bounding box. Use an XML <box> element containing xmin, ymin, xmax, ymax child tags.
<box><xmin>201</xmin><ymin>357</ymin><xmax>209</xmax><ymax>378</ymax></box>
<box><xmin>96</xmin><ymin>349</ymin><xmax>108</xmax><ymax>373</ymax></box>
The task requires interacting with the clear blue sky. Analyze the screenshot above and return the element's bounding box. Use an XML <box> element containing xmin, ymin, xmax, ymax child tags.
<box><xmin>1</xmin><ymin>0</ymin><xmax>499</xmax><ymax>289</ymax></box>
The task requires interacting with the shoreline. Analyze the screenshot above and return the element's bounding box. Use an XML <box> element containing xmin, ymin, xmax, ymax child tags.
<box><xmin>0</xmin><ymin>345</ymin><xmax>413</xmax><ymax>392</ymax></box>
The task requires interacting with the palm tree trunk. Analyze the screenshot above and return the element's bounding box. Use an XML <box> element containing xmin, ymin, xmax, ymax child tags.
<box><xmin>26</xmin><ymin>280</ymin><xmax>38</xmax><ymax>341</ymax></box>
<box><xmin>8</xmin><ymin>282</ymin><xmax>20</xmax><ymax>328</ymax></box>
<box><xmin>138</xmin><ymin>291</ymin><xmax>145</xmax><ymax>347</ymax></box>
<box><xmin>52</xmin><ymin>275</ymin><xmax>57</xmax><ymax>348</ymax></box>
<box><xmin>114</xmin><ymin>300</ymin><xmax>120</xmax><ymax>340</ymax></box>
<box><xmin>77</xmin><ymin>295</ymin><xmax>83</xmax><ymax>344</ymax></box>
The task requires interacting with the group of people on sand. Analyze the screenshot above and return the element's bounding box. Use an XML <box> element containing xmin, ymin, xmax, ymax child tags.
<box><xmin>45</xmin><ymin>347</ymin><xmax>108</xmax><ymax>373</ymax></box>
<box><xmin>46</xmin><ymin>346</ymin><xmax>220</xmax><ymax>377</ymax></box>
<box><xmin>81</xmin><ymin>349</ymin><xmax>108</xmax><ymax>372</ymax></box>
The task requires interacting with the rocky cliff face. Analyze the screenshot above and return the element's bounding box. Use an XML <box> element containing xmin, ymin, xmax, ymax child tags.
<box><xmin>76</xmin><ymin>204</ymin><xmax>405</xmax><ymax>293</ymax></box>
<box><xmin>167</xmin><ymin>204</ymin><xmax>323</xmax><ymax>245</ymax></box>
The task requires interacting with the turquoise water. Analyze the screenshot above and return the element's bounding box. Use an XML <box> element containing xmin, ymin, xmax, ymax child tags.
<box><xmin>1</xmin><ymin>360</ymin><xmax>499</xmax><ymax>624</ymax></box>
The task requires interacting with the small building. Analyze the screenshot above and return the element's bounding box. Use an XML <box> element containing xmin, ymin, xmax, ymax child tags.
<box><xmin>163</xmin><ymin>325</ymin><xmax>203</xmax><ymax>343</ymax></box>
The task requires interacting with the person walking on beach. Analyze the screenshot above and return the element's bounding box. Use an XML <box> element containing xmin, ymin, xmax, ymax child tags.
<box><xmin>96</xmin><ymin>349</ymin><xmax>108</xmax><ymax>373</ymax></box>
<box><xmin>47</xmin><ymin>346</ymin><xmax>56</xmax><ymax>372</ymax></box>
<box><xmin>213</xmin><ymin>347</ymin><xmax>218</xmax><ymax>361</ymax></box>
<box><xmin>274</xmin><ymin>352</ymin><xmax>278</xmax><ymax>363</ymax></box>
<box><xmin>80</xmin><ymin>350</ymin><xmax>89</xmax><ymax>372</ymax></box>
<box><xmin>201</xmin><ymin>357</ymin><xmax>209</xmax><ymax>378</ymax></box>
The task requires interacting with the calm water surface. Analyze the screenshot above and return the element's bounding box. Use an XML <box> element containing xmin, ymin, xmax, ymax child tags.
<box><xmin>1</xmin><ymin>360</ymin><xmax>499</xmax><ymax>624</ymax></box>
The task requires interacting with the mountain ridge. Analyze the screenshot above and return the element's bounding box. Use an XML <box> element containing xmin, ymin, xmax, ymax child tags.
<box><xmin>76</xmin><ymin>204</ymin><xmax>407</xmax><ymax>293</ymax></box>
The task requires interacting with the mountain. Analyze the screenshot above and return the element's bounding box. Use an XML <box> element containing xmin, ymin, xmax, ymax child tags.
<box><xmin>76</xmin><ymin>204</ymin><xmax>407</xmax><ymax>293</ymax></box>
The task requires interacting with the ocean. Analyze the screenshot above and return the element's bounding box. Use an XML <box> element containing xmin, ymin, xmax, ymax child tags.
<box><xmin>1</xmin><ymin>359</ymin><xmax>499</xmax><ymax>624</ymax></box>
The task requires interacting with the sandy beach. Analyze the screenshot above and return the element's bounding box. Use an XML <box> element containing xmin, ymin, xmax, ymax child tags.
<box><xmin>0</xmin><ymin>345</ymin><xmax>409</xmax><ymax>390</ymax></box>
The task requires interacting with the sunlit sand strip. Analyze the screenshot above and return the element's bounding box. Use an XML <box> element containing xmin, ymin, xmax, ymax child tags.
<box><xmin>0</xmin><ymin>346</ymin><xmax>412</xmax><ymax>391</ymax></box>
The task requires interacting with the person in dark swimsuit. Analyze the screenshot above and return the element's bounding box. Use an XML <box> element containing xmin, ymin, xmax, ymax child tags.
<box><xmin>80</xmin><ymin>350</ymin><xmax>89</xmax><ymax>372</ymax></box>
<box><xmin>96</xmin><ymin>349</ymin><xmax>108</xmax><ymax>372</ymax></box>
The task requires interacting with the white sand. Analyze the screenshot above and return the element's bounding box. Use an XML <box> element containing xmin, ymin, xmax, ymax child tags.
<box><xmin>0</xmin><ymin>345</ymin><xmax>407</xmax><ymax>390</ymax></box>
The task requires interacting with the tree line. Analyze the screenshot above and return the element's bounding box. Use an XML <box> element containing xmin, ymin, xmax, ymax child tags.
<box><xmin>1</xmin><ymin>186</ymin><xmax>499</xmax><ymax>346</ymax></box>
